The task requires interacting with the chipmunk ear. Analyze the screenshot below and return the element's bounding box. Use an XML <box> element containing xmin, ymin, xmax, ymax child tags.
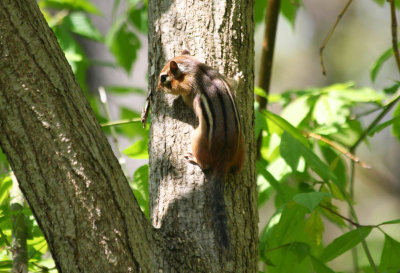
<box><xmin>181</xmin><ymin>49</ymin><xmax>190</xmax><ymax>55</ymax></box>
<box><xmin>169</xmin><ymin>61</ymin><xmax>181</xmax><ymax>76</ymax></box>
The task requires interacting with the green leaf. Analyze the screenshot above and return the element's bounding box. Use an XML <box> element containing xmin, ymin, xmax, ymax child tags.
<box><xmin>371</xmin><ymin>0</ymin><xmax>385</xmax><ymax>6</ymax></box>
<box><xmin>293</xmin><ymin>192</ymin><xmax>331</xmax><ymax>212</ymax></box>
<box><xmin>313</xmin><ymin>95</ymin><xmax>348</xmax><ymax>126</ymax></box>
<box><xmin>63</xmin><ymin>12</ymin><xmax>103</xmax><ymax>41</ymax></box>
<box><xmin>128</xmin><ymin>4</ymin><xmax>148</xmax><ymax>33</ymax></box>
<box><xmin>132</xmin><ymin>164</ymin><xmax>149</xmax><ymax>218</ymax></box>
<box><xmin>255</xmin><ymin>86</ymin><xmax>268</xmax><ymax>98</ymax></box>
<box><xmin>280</xmin><ymin>131</ymin><xmax>301</xmax><ymax>172</ymax></box>
<box><xmin>0</xmin><ymin>175</ymin><xmax>12</xmax><ymax>205</ymax></box>
<box><xmin>329</xmin><ymin>87</ymin><xmax>384</xmax><ymax>104</ymax></box>
<box><xmin>379</xmin><ymin>219</ymin><xmax>400</xmax><ymax>226</ymax></box>
<box><xmin>40</xmin><ymin>0</ymin><xmax>101</xmax><ymax>15</ymax></box>
<box><xmin>330</xmin><ymin>119</ymin><xmax>364</xmax><ymax>147</ymax></box>
<box><xmin>383</xmin><ymin>82</ymin><xmax>400</xmax><ymax>95</ymax></box>
<box><xmin>257</xmin><ymin>160</ymin><xmax>288</xmax><ymax>204</ymax></box>
<box><xmin>263</xmin><ymin>203</ymin><xmax>313</xmax><ymax>273</ymax></box>
<box><xmin>281</xmin><ymin>132</ymin><xmax>338</xmax><ymax>183</ymax></box>
<box><xmin>106</xmin><ymin>22</ymin><xmax>141</xmax><ymax>73</ymax></box>
<box><xmin>254</xmin><ymin>0</ymin><xmax>268</xmax><ymax>25</ymax></box>
<box><xmin>259</xmin><ymin>208</ymin><xmax>283</xmax><ymax>259</ymax></box>
<box><xmin>319</xmin><ymin>198</ymin><xmax>346</xmax><ymax>227</ymax></box>
<box><xmin>370</xmin><ymin>42</ymin><xmax>400</xmax><ymax>82</ymax></box>
<box><xmin>123</xmin><ymin>139</ymin><xmax>148</xmax><ymax>159</ymax></box>
<box><xmin>380</xmin><ymin>234</ymin><xmax>400</xmax><ymax>273</ymax></box>
<box><xmin>392</xmin><ymin>103</ymin><xmax>400</xmax><ymax>141</ymax></box>
<box><xmin>288</xmin><ymin>242</ymin><xmax>310</xmax><ymax>262</ymax></box>
<box><xmin>118</xmin><ymin>107</ymin><xmax>148</xmax><ymax>139</ymax></box>
<box><xmin>305</xmin><ymin>210</ymin><xmax>324</xmax><ymax>247</ymax></box>
<box><xmin>369</xmin><ymin>115</ymin><xmax>400</xmax><ymax>136</ymax></box>
<box><xmin>262</xmin><ymin>110</ymin><xmax>309</xmax><ymax>146</ymax></box>
<box><xmin>319</xmin><ymin>143</ymin><xmax>347</xmax><ymax>186</ymax></box>
<box><xmin>281</xmin><ymin>95</ymin><xmax>312</xmax><ymax>127</ymax></box>
<box><xmin>255</xmin><ymin>108</ymin><xmax>268</xmax><ymax>137</ymax></box>
<box><xmin>53</xmin><ymin>25</ymin><xmax>88</xmax><ymax>91</ymax></box>
<box><xmin>319</xmin><ymin>226</ymin><xmax>372</xmax><ymax>262</ymax></box>
<box><xmin>269</xmin><ymin>202</ymin><xmax>308</xmax><ymax>246</ymax></box>
<box><xmin>281</xmin><ymin>0</ymin><xmax>301</xmax><ymax>28</ymax></box>
<box><xmin>310</xmin><ymin>256</ymin><xmax>335</xmax><ymax>273</ymax></box>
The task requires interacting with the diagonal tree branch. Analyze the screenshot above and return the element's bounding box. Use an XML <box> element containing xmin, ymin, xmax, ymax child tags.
<box><xmin>390</xmin><ymin>0</ymin><xmax>400</xmax><ymax>74</ymax></box>
<box><xmin>0</xmin><ymin>1</ymin><xmax>162</xmax><ymax>272</ymax></box>
<box><xmin>319</xmin><ymin>0</ymin><xmax>353</xmax><ymax>75</ymax></box>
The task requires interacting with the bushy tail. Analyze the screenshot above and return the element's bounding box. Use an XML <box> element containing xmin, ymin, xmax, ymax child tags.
<box><xmin>208</xmin><ymin>173</ymin><xmax>230</xmax><ymax>255</ymax></box>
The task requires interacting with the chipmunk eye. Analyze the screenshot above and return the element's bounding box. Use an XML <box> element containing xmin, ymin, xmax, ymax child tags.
<box><xmin>160</xmin><ymin>74</ymin><xmax>168</xmax><ymax>83</ymax></box>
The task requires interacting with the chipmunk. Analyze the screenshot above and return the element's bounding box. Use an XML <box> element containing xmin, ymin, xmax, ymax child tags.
<box><xmin>156</xmin><ymin>50</ymin><xmax>245</xmax><ymax>254</ymax></box>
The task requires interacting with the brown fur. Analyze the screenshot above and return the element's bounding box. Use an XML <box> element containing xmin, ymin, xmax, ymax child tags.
<box><xmin>157</xmin><ymin>53</ymin><xmax>245</xmax><ymax>177</ymax></box>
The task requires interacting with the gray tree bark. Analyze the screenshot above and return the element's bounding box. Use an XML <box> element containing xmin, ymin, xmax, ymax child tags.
<box><xmin>148</xmin><ymin>0</ymin><xmax>258</xmax><ymax>272</ymax></box>
<box><xmin>0</xmin><ymin>1</ymin><xmax>158</xmax><ymax>272</ymax></box>
<box><xmin>0</xmin><ymin>0</ymin><xmax>257</xmax><ymax>272</ymax></box>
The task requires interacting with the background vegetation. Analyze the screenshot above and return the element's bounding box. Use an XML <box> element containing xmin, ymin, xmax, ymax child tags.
<box><xmin>1</xmin><ymin>0</ymin><xmax>400</xmax><ymax>272</ymax></box>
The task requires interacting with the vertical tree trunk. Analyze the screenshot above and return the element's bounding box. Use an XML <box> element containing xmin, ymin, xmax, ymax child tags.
<box><xmin>148</xmin><ymin>1</ymin><xmax>258</xmax><ymax>272</ymax></box>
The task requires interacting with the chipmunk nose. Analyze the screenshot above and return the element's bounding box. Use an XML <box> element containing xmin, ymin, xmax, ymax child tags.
<box><xmin>160</xmin><ymin>74</ymin><xmax>167</xmax><ymax>83</ymax></box>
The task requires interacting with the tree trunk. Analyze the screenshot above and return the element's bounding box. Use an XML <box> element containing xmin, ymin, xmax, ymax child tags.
<box><xmin>148</xmin><ymin>0</ymin><xmax>258</xmax><ymax>272</ymax></box>
<box><xmin>0</xmin><ymin>0</ymin><xmax>257</xmax><ymax>272</ymax></box>
<box><xmin>0</xmin><ymin>1</ymin><xmax>158</xmax><ymax>272</ymax></box>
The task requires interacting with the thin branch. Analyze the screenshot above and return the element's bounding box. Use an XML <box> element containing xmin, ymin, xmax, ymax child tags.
<box><xmin>349</xmin><ymin>160</ymin><xmax>360</xmax><ymax>273</ymax></box>
<box><xmin>350</xmin><ymin>92</ymin><xmax>400</xmax><ymax>152</ymax></box>
<box><xmin>346</xmin><ymin>197</ymin><xmax>379</xmax><ymax>273</ymax></box>
<box><xmin>354</xmin><ymin>107</ymin><xmax>382</xmax><ymax>119</ymax></box>
<box><xmin>101</xmin><ymin>118</ymin><xmax>141</xmax><ymax>128</ymax></box>
<box><xmin>256</xmin><ymin>0</ymin><xmax>281</xmax><ymax>109</ymax></box>
<box><xmin>304</xmin><ymin>131</ymin><xmax>370</xmax><ymax>168</ymax></box>
<box><xmin>319</xmin><ymin>204</ymin><xmax>360</xmax><ymax>227</ymax></box>
<box><xmin>141</xmin><ymin>92</ymin><xmax>153</xmax><ymax>128</ymax></box>
<box><xmin>264</xmin><ymin>243</ymin><xmax>291</xmax><ymax>253</ymax></box>
<box><xmin>390</xmin><ymin>0</ymin><xmax>400</xmax><ymax>74</ymax></box>
<box><xmin>319</xmin><ymin>0</ymin><xmax>353</xmax><ymax>75</ymax></box>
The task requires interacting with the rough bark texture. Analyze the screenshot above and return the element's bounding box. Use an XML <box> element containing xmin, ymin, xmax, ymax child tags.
<box><xmin>0</xmin><ymin>1</ymin><xmax>159</xmax><ymax>272</ymax></box>
<box><xmin>148</xmin><ymin>1</ymin><xmax>258</xmax><ymax>272</ymax></box>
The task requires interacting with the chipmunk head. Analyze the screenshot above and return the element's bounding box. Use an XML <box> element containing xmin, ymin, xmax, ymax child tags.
<box><xmin>157</xmin><ymin>51</ymin><xmax>196</xmax><ymax>96</ymax></box>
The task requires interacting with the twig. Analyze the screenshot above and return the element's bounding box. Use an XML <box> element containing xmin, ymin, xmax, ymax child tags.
<box><xmin>349</xmin><ymin>160</ymin><xmax>359</xmax><ymax>273</ymax></box>
<box><xmin>141</xmin><ymin>92</ymin><xmax>153</xmax><ymax>128</ymax></box>
<box><xmin>101</xmin><ymin>118</ymin><xmax>141</xmax><ymax>128</ymax></box>
<box><xmin>304</xmin><ymin>131</ymin><xmax>370</xmax><ymax>168</ymax></box>
<box><xmin>319</xmin><ymin>0</ymin><xmax>353</xmax><ymax>75</ymax></box>
<box><xmin>350</xmin><ymin>92</ymin><xmax>400</xmax><ymax>152</ymax></box>
<box><xmin>264</xmin><ymin>243</ymin><xmax>291</xmax><ymax>253</ymax></box>
<box><xmin>390</xmin><ymin>0</ymin><xmax>400</xmax><ymax>73</ymax></box>
<box><xmin>319</xmin><ymin>204</ymin><xmax>360</xmax><ymax>227</ymax></box>
<box><xmin>256</xmin><ymin>0</ymin><xmax>281</xmax><ymax>109</ymax></box>
<box><xmin>345</xmin><ymin>195</ymin><xmax>379</xmax><ymax>272</ymax></box>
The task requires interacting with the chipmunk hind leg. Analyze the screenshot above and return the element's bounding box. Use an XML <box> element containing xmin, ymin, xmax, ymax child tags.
<box><xmin>185</xmin><ymin>126</ymin><xmax>212</xmax><ymax>170</ymax></box>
